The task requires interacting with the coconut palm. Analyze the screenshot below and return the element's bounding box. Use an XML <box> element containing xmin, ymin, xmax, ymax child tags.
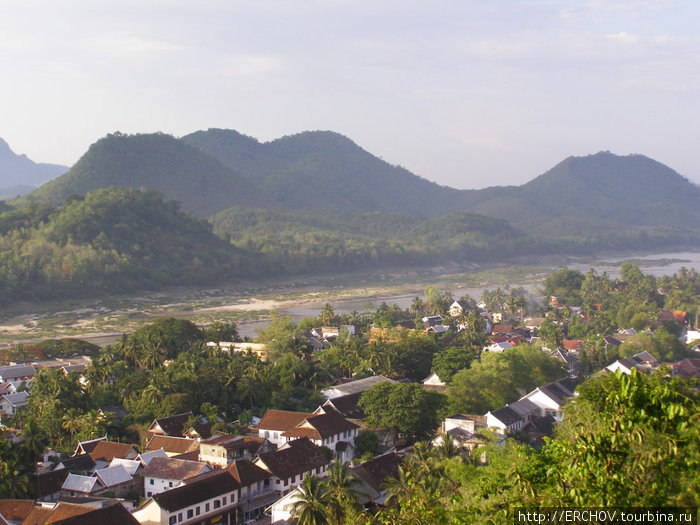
<box><xmin>323</xmin><ymin>460</ymin><xmax>365</xmax><ymax>525</ymax></box>
<box><xmin>290</xmin><ymin>473</ymin><xmax>330</xmax><ymax>525</ymax></box>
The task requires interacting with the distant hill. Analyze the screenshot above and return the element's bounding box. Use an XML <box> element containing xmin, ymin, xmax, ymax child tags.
<box><xmin>0</xmin><ymin>137</ymin><xmax>67</xmax><ymax>190</ymax></box>
<box><xmin>26</xmin><ymin>132</ymin><xmax>277</xmax><ymax>217</ymax></box>
<box><xmin>464</xmin><ymin>151</ymin><xmax>700</xmax><ymax>233</ymax></box>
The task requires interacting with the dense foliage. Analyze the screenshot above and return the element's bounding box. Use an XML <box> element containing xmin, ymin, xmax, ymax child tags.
<box><xmin>0</xmin><ymin>187</ymin><xmax>256</xmax><ymax>304</ymax></box>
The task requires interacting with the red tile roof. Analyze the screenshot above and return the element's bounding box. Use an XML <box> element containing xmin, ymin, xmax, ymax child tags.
<box><xmin>87</xmin><ymin>441</ymin><xmax>138</xmax><ymax>462</ymax></box>
<box><xmin>258</xmin><ymin>409</ymin><xmax>313</xmax><ymax>432</ymax></box>
<box><xmin>145</xmin><ymin>435</ymin><xmax>199</xmax><ymax>455</ymax></box>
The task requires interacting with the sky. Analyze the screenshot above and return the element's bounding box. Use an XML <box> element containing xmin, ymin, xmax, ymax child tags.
<box><xmin>1</xmin><ymin>0</ymin><xmax>699</xmax><ymax>189</ymax></box>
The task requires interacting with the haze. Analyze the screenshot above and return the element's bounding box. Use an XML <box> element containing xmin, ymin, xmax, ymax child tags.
<box><xmin>1</xmin><ymin>0</ymin><xmax>699</xmax><ymax>189</ymax></box>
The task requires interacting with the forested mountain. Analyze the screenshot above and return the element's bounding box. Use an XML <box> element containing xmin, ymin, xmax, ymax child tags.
<box><xmin>0</xmin><ymin>137</ymin><xmax>67</xmax><ymax>194</ymax></box>
<box><xmin>0</xmin><ymin>187</ymin><xmax>258</xmax><ymax>304</ymax></box>
<box><xmin>183</xmin><ymin>129</ymin><xmax>455</xmax><ymax>213</ymax></box>
<box><xmin>22</xmin><ymin>129</ymin><xmax>700</xmax><ymax>236</ymax></box>
<box><xmin>25</xmin><ymin>133</ymin><xmax>277</xmax><ymax>217</ymax></box>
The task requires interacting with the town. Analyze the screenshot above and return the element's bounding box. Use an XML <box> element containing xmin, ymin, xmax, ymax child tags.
<box><xmin>0</xmin><ymin>263</ymin><xmax>697</xmax><ymax>524</ymax></box>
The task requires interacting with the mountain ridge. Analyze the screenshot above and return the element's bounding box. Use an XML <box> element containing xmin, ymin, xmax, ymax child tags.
<box><xmin>17</xmin><ymin>129</ymin><xmax>700</xmax><ymax>235</ymax></box>
<box><xmin>0</xmin><ymin>137</ymin><xmax>68</xmax><ymax>192</ymax></box>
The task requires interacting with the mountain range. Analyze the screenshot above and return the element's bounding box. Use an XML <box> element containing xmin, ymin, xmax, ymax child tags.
<box><xmin>19</xmin><ymin>129</ymin><xmax>700</xmax><ymax>236</ymax></box>
<box><xmin>0</xmin><ymin>138</ymin><xmax>68</xmax><ymax>197</ymax></box>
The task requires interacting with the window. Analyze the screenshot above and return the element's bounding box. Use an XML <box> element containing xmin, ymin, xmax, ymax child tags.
<box><xmin>214</xmin><ymin>499</ymin><xmax>221</xmax><ymax>509</ymax></box>
<box><xmin>178</xmin><ymin>513</ymin><xmax>182</xmax><ymax>522</ymax></box>
<box><xmin>223</xmin><ymin>496</ymin><xmax>227</xmax><ymax>505</ymax></box>
<box><xmin>187</xmin><ymin>510</ymin><xmax>193</xmax><ymax>519</ymax></box>
<box><xmin>150</xmin><ymin>479</ymin><xmax>154</xmax><ymax>485</ymax></box>
<box><xmin>196</xmin><ymin>506</ymin><xmax>200</xmax><ymax>516</ymax></box>
<box><xmin>169</xmin><ymin>481</ymin><xmax>173</xmax><ymax>487</ymax></box>
<box><xmin>205</xmin><ymin>503</ymin><xmax>210</xmax><ymax>512</ymax></box>
<box><xmin>169</xmin><ymin>517</ymin><xmax>177</xmax><ymax>525</ymax></box>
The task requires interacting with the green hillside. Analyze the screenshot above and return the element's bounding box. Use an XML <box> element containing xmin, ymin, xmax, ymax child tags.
<box><xmin>26</xmin><ymin>132</ymin><xmax>276</xmax><ymax>217</ymax></box>
<box><xmin>0</xmin><ymin>187</ymin><xmax>257</xmax><ymax>304</ymax></box>
<box><xmin>184</xmin><ymin>129</ymin><xmax>454</xmax><ymax>214</ymax></box>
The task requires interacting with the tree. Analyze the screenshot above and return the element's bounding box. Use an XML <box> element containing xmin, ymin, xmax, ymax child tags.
<box><xmin>519</xmin><ymin>370</ymin><xmax>700</xmax><ymax>507</ymax></box>
<box><xmin>431</xmin><ymin>346</ymin><xmax>475</xmax><ymax>384</ymax></box>
<box><xmin>359</xmin><ymin>383</ymin><xmax>446</xmax><ymax>444</ymax></box>
<box><xmin>318</xmin><ymin>303</ymin><xmax>337</xmax><ymax>326</ymax></box>
<box><xmin>290</xmin><ymin>474</ymin><xmax>330</xmax><ymax>525</ymax></box>
<box><xmin>323</xmin><ymin>460</ymin><xmax>364</xmax><ymax>525</ymax></box>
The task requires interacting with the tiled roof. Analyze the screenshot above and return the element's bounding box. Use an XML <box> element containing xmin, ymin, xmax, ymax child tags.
<box><xmin>351</xmin><ymin>452</ymin><xmax>404</xmax><ymax>493</ymax></box>
<box><xmin>50</xmin><ymin>502</ymin><xmax>141</xmax><ymax>525</ymax></box>
<box><xmin>56</xmin><ymin>453</ymin><xmax>96</xmax><ymax>473</ymax></box>
<box><xmin>0</xmin><ymin>499</ymin><xmax>34</xmax><ymax>521</ymax></box>
<box><xmin>258</xmin><ymin>409</ymin><xmax>313</xmax><ymax>432</ymax></box>
<box><xmin>1</xmin><ymin>391</ymin><xmax>29</xmax><ymax>406</ymax></box>
<box><xmin>322</xmin><ymin>375</ymin><xmax>395</xmax><ymax>397</ymax></box>
<box><xmin>508</xmin><ymin>398</ymin><xmax>539</xmax><ymax>417</ymax></box>
<box><xmin>283</xmin><ymin>411</ymin><xmax>359</xmax><ymax>441</ymax></box>
<box><xmin>20</xmin><ymin>506</ymin><xmax>54</xmax><ymax>525</ymax></box>
<box><xmin>226</xmin><ymin>458</ymin><xmax>271</xmax><ymax>487</ymax></box>
<box><xmin>138</xmin><ymin>448</ymin><xmax>169</xmax><ymax>466</ymax></box>
<box><xmin>152</xmin><ymin>470</ymin><xmax>240</xmax><ymax>512</ymax></box>
<box><xmin>143</xmin><ymin>456</ymin><xmax>210</xmax><ymax>481</ymax></box>
<box><xmin>74</xmin><ymin>436</ymin><xmax>107</xmax><ymax>455</ymax></box>
<box><xmin>149</xmin><ymin>412</ymin><xmax>193</xmax><ymax>436</ymax></box>
<box><xmin>322</xmin><ymin>392</ymin><xmax>365</xmax><ymax>419</ymax></box>
<box><xmin>108</xmin><ymin>458</ymin><xmax>141</xmax><ymax>476</ymax></box>
<box><xmin>0</xmin><ymin>365</ymin><xmax>36</xmax><ymax>380</ymax></box>
<box><xmin>489</xmin><ymin>406</ymin><xmax>521</xmax><ymax>427</ymax></box>
<box><xmin>61</xmin><ymin>474</ymin><xmax>101</xmax><ymax>493</ymax></box>
<box><xmin>94</xmin><ymin>465</ymin><xmax>132</xmax><ymax>487</ymax></box>
<box><xmin>87</xmin><ymin>441</ymin><xmax>137</xmax><ymax>463</ymax></box>
<box><xmin>145</xmin><ymin>435</ymin><xmax>199</xmax><ymax>454</ymax></box>
<box><xmin>256</xmin><ymin>438</ymin><xmax>329</xmax><ymax>480</ymax></box>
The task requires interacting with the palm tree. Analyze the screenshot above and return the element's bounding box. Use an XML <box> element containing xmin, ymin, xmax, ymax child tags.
<box><xmin>323</xmin><ymin>460</ymin><xmax>365</xmax><ymax>525</ymax></box>
<box><xmin>61</xmin><ymin>408</ymin><xmax>82</xmax><ymax>444</ymax></box>
<box><xmin>290</xmin><ymin>474</ymin><xmax>329</xmax><ymax>525</ymax></box>
<box><xmin>20</xmin><ymin>420</ymin><xmax>48</xmax><ymax>464</ymax></box>
<box><xmin>434</xmin><ymin>432</ymin><xmax>459</xmax><ymax>460</ymax></box>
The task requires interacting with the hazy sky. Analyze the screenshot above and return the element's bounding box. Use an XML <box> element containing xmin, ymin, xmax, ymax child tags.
<box><xmin>1</xmin><ymin>0</ymin><xmax>699</xmax><ymax>189</ymax></box>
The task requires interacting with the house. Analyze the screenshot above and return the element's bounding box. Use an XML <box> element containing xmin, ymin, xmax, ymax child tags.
<box><xmin>147</xmin><ymin>413</ymin><xmax>193</xmax><ymax>437</ymax></box>
<box><xmin>87</xmin><ymin>441</ymin><xmax>138</xmax><ymax>469</ymax></box>
<box><xmin>60</xmin><ymin>474</ymin><xmax>103</xmax><ymax>497</ymax></box>
<box><xmin>421</xmin><ymin>372</ymin><xmax>447</xmax><ymax>393</ymax></box>
<box><xmin>322</xmin><ymin>375</ymin><xmax>395</xmax><ymax>400</ymax></box>
<box><xmin>198</xmin><ymin>435</ymin><xmax>273</xmax><ymax>467</ymax></box>
<box><xmin>72</xmin><ymin>436</ymin><xmax>107</xmax><ymax>457</ymax></box>
<box><xmin>145</xmin><ymin>435</ymin><xmax>199</xmax><ymax>457</ymax></box>
<box><xmin>281</xmin><ymin>411</ymin><xmax>359</xmax><ymax>463</ymax></box>
<box><xmin>486</xmin><ymin>406</ymin><xmax>524</xmax><ymax>433</ymax></box>
<box><xmin>93</xmin><ymin>464</ymin><xmax>136</xmax><ymax>497</ymax></box>
<box><xmin>143</xmin><ymin>456</ymin><xmax>212</xmax><ymax>498</ymax></box>
<box><xmin>523</xmin><ymin>317</ymin><xmax>546</xmax><ymax>333</ymax></box>
<box><xmin>551</xmin><ymin>348</ymin><xmax>581</xmax><ymax>377</ymax></box>
<box><xmin>422</xmin><ymin>315</ymin><xmax>444</xmax><ymax>328</ymax></box>
<box><xmin>52</xmin><ymin>453</ymin><xmax>96</xmax><ymax>475</ymax></box>
<box><xmin>449</xmin><ymin>300</ymin><xmax>472</xmax><ymax>317</ymax></box>
<box><xmin>133</xmin><ymin>470</ymin><xmax>240</xmax><ymax>525</ymax></box>
<box><xmin>483</xmin><ymin>341</ymin><xmax>511</xmax><ymax>353</ymax></box>
<box><xmin>520</xmin><ymin>377</ymin><xmax>578</xmax><ymax>421</ymax></box>
<box><xmin>669</xmin><ymin>358</ymin><xmax>700</xmax><ymax>380</ymax></box>
<box><xmin>0</xmin><ymin>365</ymin><xmax>35</xmax><ymax>383</ymax></box>
<box><xmin>226</xmin><ymin>458</ymin><xmax>276</xmax><ymax>523</ymax></box>
<box><xmin>561</xmin><ymin>339</ymin><xmax>583</xmax><ymax>353</ymax></box>
<box><xmin>0</xmin><ymin>391</ymin><xmax>29</xmax><ymax>415</ymax></box>
<box><xmin>257</xmin><ymin>409</ymin><xmax>313</xmax><ymax>446</ymax></box>
<box><xmin>254</xmin><ymin>438</ymin><xmax>330</xmax><ymax>496</ymax></box>
<box><xmin>138</xmin><ymin>448</ymin><xmax>170</xmax><ymax>467</ymax></box>
<box><xmin>434</xmin><ymin>414</ymin><xmax>488</xmax><ymax>453</ymax></box>
<box><xmin>318</xmin><ymin>392</ymin><xmax>366</xmax><ymax>420</ymax></box>
<box><xmin>206</xmin><ymin>341</ymin><xmax>270</xmax><ymax>361</ymax></box>
<box><xmin>425</xmin><ymin>324</ymin><xmax>449</xmax><ymax>334</ymax></box>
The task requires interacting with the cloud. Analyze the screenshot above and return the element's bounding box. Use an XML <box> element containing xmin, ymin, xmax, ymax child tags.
<box><xmin>86</xmin><ymin>33</ymin><xmax>185</xmax><ymax>61</ymax></box>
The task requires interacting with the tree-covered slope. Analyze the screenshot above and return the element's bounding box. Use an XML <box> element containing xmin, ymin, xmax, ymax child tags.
<box><xmin>0</xmin><ymin>187</ymin><xmax>257</xmax><ymax>304</ymax></box>
<box><xmin>25</xmin><ymin>133</ymin><xmax>277</xmax><ymax>217</ymax></box>
<box><xmin>210</xmin><ymin>206</ymin><xmax>536</xmax><ymax>273</ymax></box>
<box><xmin>184</xmin><ymin>129</ymin><xmax>455</xmax><ymax>214</ymax></box>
